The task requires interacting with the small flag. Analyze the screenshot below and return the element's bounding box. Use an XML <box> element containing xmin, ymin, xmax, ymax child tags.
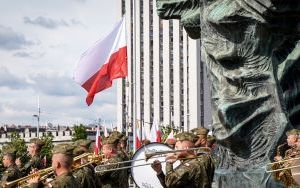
<box><xmin>94</xmin><ymin>125</ymin><xmax>102</xmax><ymax>154</ymax></box>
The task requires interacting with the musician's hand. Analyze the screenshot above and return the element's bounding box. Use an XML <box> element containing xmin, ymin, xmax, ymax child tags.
<box><xmin>274</xmin><ymin>155</ymin><xmax>282</xmax><ymax>162</ymax></box>
<box><xmin>27</xmin><ymin>173</ymin><xmax>40</xmax><ymax>184</ymax></box>
<box><xmin>151</xmin><ymin>160</ymin><xmax>162</xmax><ymax>174</ymax></box>
<box><xmin>166</xmin><ymin>153</ymin><xmax>178</xmax><ymax>164</ymax></box>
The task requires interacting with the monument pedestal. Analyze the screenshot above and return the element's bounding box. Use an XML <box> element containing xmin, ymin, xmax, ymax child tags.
<box><xmin>214</xmin><ymin>168</ymin><xmax>283</xmax><ymax>188</ymax></box>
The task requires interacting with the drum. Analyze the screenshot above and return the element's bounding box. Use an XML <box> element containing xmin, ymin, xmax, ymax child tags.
<box><xmin>131</xmin><ymin>143</ymin><xmax>180</xmax><ymax>188</ymax></box>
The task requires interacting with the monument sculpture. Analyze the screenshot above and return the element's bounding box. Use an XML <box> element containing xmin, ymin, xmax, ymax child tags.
<box><xmin>156</xmin><ymin>0</ymin><xmax>300</xmax><ymax>187</ymax></box>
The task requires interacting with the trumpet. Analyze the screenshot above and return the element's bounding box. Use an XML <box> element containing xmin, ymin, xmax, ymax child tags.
<box><xmin>265</xmin><ymin>157</ymin><xmax>300</xmax><ymax>173</ymax></box>
<box><xmin>4</xmin><ymin>152</ymin><xmax>98</xmax><ymax>188</ymax></box>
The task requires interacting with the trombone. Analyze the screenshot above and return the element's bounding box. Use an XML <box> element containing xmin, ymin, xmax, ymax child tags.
<box><xmin>94</xmin><ymin>147</ymin><xmax>210</xmax><ymax>173</ymax></box>
<box><xmin>4</xmin><ymin>152</ymin><xmax>98</xmax><ymax>188</ymax></box>
<box><xmin>265</xmin><ymin>157</ymin><xmax>300</xmax><ymax>173</ymax></box>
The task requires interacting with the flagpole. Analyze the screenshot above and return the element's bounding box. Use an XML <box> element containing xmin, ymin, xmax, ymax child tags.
<box><xmin>133</xmin><ymin>0</ymin><xmax>137</xmax><ymax>153</ymax></box>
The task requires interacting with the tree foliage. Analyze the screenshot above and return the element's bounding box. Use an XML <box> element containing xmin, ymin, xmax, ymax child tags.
<box><xmin>40</xmin><ymin>132</ymin><xmax>54</xmax><ymax>167</ymax></box>
<box><xmin>72</xmin><ymin>124</ymin><xmax>87</xmax><ymax>141</ymax></box>
<box><xmin>2</xmin><ymin>132</ymin><xmax>27</xmax><ymax>159</ymax></box>
<box><xmin>160</xmin><ymin>124</ymin><xmax>180</xmax><ymax>142</ymax></box>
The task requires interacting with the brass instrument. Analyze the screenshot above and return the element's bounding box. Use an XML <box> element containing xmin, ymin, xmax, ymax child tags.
<box><xmin>265</xmin><ymin>157</ymin><xmax>300</xmax><ymax>173</ymax></box>
<box><xmin>94</xmin><ymin>147</ymin><xmax>210</xmax><ymax>173</ymax></box>
<box><xmin>4</xmin><ymin>152</ymin><xmax>99</xmax><ymax>188</ymax></box>
<box><xmin>144</xmin><ymin>147</ymin><xmax>210</xmax><ymax>160</ymax></box>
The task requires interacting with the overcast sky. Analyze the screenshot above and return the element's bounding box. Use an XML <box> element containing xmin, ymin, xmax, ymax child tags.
<box><xmin>0</xmin><ymin>0</ymin><xmax>119</xmax><ymax>126</ymax></box>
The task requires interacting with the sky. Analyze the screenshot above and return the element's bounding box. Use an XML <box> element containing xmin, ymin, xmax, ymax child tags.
<box><xmin>0</xmin><ymin>0</ymin><xmax>119</xmax><ymax>126</ymax></box>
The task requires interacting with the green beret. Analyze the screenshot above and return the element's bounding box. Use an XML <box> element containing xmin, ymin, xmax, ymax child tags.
<box><xmin>286</xmin><ymin>129</ymin><xmax>299</xmax><ymax>136</ymax></box>
<box><xmin>110</xmin><ymin>131</ymin><xmax>123</xmax><ymax>139</ymax></box>
<box><xmin>103</xmin><ymin>135</ymin><xmax>119</xmax><ymax>145</ymax></box>
<box><xmin>73</xmin><ymin>147</ymin><xmax>86</xmax><ymax>156</ymax></box>
<box><xmin>52</xmin><ymin>144</ymin><xmax>75</xmax><ymax>156</ymax></box>
<box><xmin>175</xmin><ymin>132</ymin><xmax>198</xmax><ymax>142</ymax></box>
<box><xmin>74</xmin><ymin>139</ymin><xmax>92</xmax><ymax>148</ymax></box>
<box><xmin>190</xmin><ymin>127</ymin><xmax>209</xmax><ymax>136</ymax></box>
<box><xmin>30</xmin><ymin>138</ymin><xmax>44</xmax><ymax>147</ymax></box>
<box><xmin>207</xmin><ymin>135</ymin><xmax>216</xmax><ymax>143</ymax></box>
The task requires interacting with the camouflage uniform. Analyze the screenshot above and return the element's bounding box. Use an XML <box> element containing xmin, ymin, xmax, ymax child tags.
<box><xmin>22</xmin><ymin>138</ymin><xmax>45</xmax><ymax>175</ymax></box>
<box><xmin>22</xmin><ymin>155</ymin><xmax>44</xmax><ymax>176</ymax></box>
<box><xmin>72</xmin><ymin>144</ymin><xmax>98</xmax><ymax>188</ymax></box>
<box><xmin>96</xmin><ymin>134</ymin><xmax>128</xmax><ymax>188</ymax></box>
<box><xmin>0</xmin><ymin>164</ymin><xmax>21</xmax><ymax>188</ymax></box>
<box><xmin>163</xmin><ymin>132</ymin><xmax>215</xmax><ymax>188</ymax></box>
<box><xmin>30</xmin><ymin>144</ymin><xmax>80</xmax><ymax>188</ymax></box>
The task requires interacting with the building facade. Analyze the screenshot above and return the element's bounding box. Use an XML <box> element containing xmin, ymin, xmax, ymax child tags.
<box><xmin>116</xmin><ymin>0</ymin><xmax>212</xmax><ymax>134</ymax></box>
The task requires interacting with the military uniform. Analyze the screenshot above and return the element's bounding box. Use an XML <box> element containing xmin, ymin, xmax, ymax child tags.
<box><xmin>22</xmin><ymin>155</ymin><xmax>44</xmax><ymax>176</ymax></box>
<box><xmin>0</xmin><ymin>164</ymin><xmax>21</xmax><ymax>188</ymax></box>
<box><xmin>72</xmin><ymin>145</ymin><xmax>98</xmax><ymax>188</ymax></box>
<box><xmin>22</xmin><ymin>138</ymin><xmax>45</xmax><ymax>175</ymax></box>
<box><xmin>29</xmin><ymin>144</ymin><xmax>80</xmax><ymax>188</ymax></box>
<box><xmin>96</xmin><ymin>135</ymin><xmax>128</xmax><ymax>188</ymax></box>
<box><xmin>272</xmin><ymin>129</ymin><xmax>300</xmax><ymax>188</ymax></box>
<box><xmin>163</xmin><ymin>132</ymin><xmax>215</xmax><ymax>188</ymax></box>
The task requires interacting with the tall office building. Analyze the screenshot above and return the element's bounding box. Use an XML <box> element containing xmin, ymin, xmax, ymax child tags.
<box><xmin>116</xmin><ymin>0</ymin><xmax>211</xmax><ymax>134</ymax></box>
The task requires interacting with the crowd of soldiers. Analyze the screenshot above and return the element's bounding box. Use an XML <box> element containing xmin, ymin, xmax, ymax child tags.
<box><xmin>0</xmin><ymin>127</ymin><xmax>217</xmax><ymax>188</ymax></box>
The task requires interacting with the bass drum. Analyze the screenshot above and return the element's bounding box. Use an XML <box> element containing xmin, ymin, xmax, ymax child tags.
<box><xmin>131</xmin><ymin>143</ymin><xmax>180</xmax><ymax>188</ymax></box>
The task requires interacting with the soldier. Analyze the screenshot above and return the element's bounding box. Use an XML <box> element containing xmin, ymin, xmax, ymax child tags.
<box><xmin>28</xmin><ymin>144</ymin><xmax>80</xmax><ymax>188</ymax></box>
<box><xmin>272</xmin><ymin>129</ymin><xmax>300</xmax><ymax>187</ymax></box>
<box><xmin>0</xmin><ymin>150</ymin><xmax>21</xmax><ymax>187</ymax></box>
<box><xmin>72</xmin><ymin>147</ymin><xmax>98</xmax><ymax>188</ymax></box>
<box><xmin>110</xmin><ymin>131</ymin><xmax>130</xmax><ymax>160</ymax></box>
<box><xmin>96</xmin><ymin>135</ymin><xmax>128</xmax><ymax>188</ymax></box>
<box><xmin>74</xmin><ymin>139</ymin><xmax>92</xmax><ymax>153</ymax></box>
<box><xmin>19</xmin><ymin>138</ymin><xmax>45</xmax><ymax>176</ymax></box>
<box><xmin>191</xmin><ymin>127</ymin><xmax>209</xmax><ymax>147</ymax></box>
<box><xmin>153</xmin><ymin>132</ymin><xmax>215</xmax><ymax>188</ymax></box>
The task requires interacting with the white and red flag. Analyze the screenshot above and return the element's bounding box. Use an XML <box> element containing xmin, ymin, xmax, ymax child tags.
<box><xmin>94</xmin><ymin>125</ymin><xmax>102</xmax><ymax>155</ymax></box>
<box><xmin>74</xmin><ymin>17</ymin><xmax>127</xmax><ymax>105</ymax></box>
<box><xmin>104</xmin><ymin>124</ymin><xmax>109</xmax><ymax>137</ymax></box>
<box><xmin>150</xmin><ymin>119</ymin><xmax>162</xmax><ymax>142</ymax></box>
<box><xmin>136</xmin><ymin>120</ymin><xmax>142</xmax><ymax>149</ymax></box>
<box><xmin>165</xmin><ymin>130</ymin><xmax>175</xmax><ymax>143</ymax></box>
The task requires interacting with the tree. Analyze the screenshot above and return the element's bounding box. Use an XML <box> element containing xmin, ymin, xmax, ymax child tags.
<box><xmin>2</xmin><ymin>132</ymin><xmax>27</xmax><ymax>159</ymax></box>
<box><xmin>40</xmin><ymin>132</ymin><xmax>54</xmax><ymax>167</ymax></box>
<box><xmin>161</xmin><ymin>125</ymin><xmax>180</xmax><ymax>142</ymax></box>
<box><xmin>72</xmin><ymin>124</ymin><xmax>87</xmax><ymax>141</ymax></box>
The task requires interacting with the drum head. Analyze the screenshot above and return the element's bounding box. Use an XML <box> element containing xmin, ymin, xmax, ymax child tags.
<box><xmin>131</xmin><ymin>143</ymin><xmax>180</xmax><ymax>188</ymax></box>
<box><xmin>291</xmin><ymin>159</ymin><xmax>300</xmax><ymax>185</ymax></box>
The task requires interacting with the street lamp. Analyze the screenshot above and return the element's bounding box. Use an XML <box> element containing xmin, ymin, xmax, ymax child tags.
<box><xmin>33</xmin><ymin>114</ymin><xmax>40</xmax><ymax>138</ymax></box>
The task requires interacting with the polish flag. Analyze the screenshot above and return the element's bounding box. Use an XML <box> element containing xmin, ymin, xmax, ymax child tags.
<box><xmin>136</xmin><ymin>120</ymin><xmax>142</xmax><ymax>149</ymax></box>
<box><xmin>74</xmin><ymin>17</ymin><xmax>127</xmax><ymax>105</ymax></box>
<box><xmin>150</xmin><ymin>119</ymin><xmax>162</xmax><ymax>142</ymax></box>
<box><xmin>165</xmin><ymin>130</ymin><xmax>175</xmax><ymax>143</ymax></box>
<box><xmin>104</xmin><ymin>125</ymin><xmax>109</xmax><ymax>137</ymax></box>
<box><xmin>94</xmin><ymin>125</ymin><xmax>102</xmax><ymax>155</ymax></box>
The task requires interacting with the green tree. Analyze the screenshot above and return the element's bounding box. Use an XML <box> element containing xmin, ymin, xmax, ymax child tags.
<box><xmin>2</xmin><ymin>132</ymin><xmax>27</xmax><ymax>159</ymax></box>
<box><xmin>72</xmin><ymin>124</ymin><xmax>87</xmax><ymax>141</ymax></box>
<box><xmin>0</xmin><ymin>148</ymin><xmax>3</xmax><ymax>178</ymax></box>
<box><xmin>161</xmin><ymin>125</ymin><xmax>180</xmax><ymax>142</ymax></box>
<box><xmin>40</xmin><ymin>132</ymin><xmax>54</xmax><ymax>167</ymax></box>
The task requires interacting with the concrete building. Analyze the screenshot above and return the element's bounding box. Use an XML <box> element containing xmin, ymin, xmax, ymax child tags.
<box><xmin>116</xmin><ymin>0</ymin><xmax>212</xmax><ymax>134</ymax></box>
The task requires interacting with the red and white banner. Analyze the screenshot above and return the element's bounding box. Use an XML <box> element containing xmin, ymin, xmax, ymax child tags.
<box><xmin>136</xmin><ymin>120</ymin><xmax>142</xmax><ymax>149</ymax></box>
<box><xmin>74</xmin><ymin>17</ymin><xmax>127</xmax><ymax>105</ymax></box>
<box><xmin>165</xmin><ymin>130</ymin><xmax>175</xmax><ymax>143</ymax></box>
<box><xmin>104</xmin><ymin>125</ymin><xmax>109</xmax><ymax>138</ymax></box>
<box><xmin>150</xmin><ymin>120</ymin><xmax>162</xmax><ymax>142</ymax></box>
<box><xmin>94</xmin><ymin>125</ymin><xmax>102</xmax><ymax>154</ymax></box>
